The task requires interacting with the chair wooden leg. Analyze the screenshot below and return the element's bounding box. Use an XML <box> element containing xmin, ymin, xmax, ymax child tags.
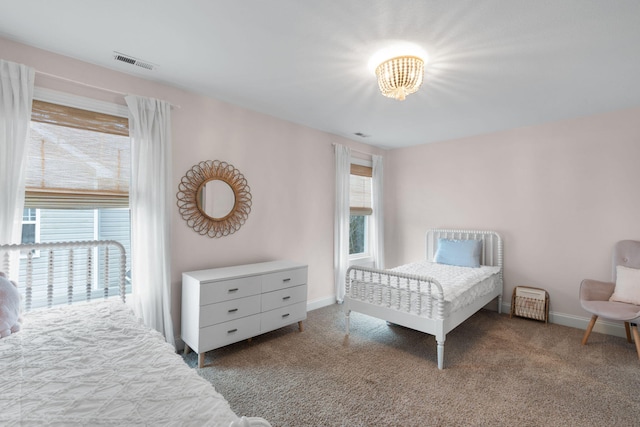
<box><xmin>582</xmin><ymin>315</ymin><xmax>598</xmax><ymax>345</ymax></box>
<box><xmin>632</xmin><ymin>325</ymin><xmax>640</xmax><ymax>360</ymax></box>
<box><xmin>625</xmin><ymin>322</ymin><xmax>633</xmax><ymax>343</ymax></box>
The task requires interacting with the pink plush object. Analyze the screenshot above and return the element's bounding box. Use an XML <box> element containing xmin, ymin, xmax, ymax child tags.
<box><xmin>0</xmin><ymin>271</ymin><xmax>21</xmax><ymax>338</ymax></box>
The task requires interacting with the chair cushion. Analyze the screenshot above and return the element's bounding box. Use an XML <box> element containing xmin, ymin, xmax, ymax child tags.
<box><xmin>610</xmin><ymin>265</ymin><xmax>640</xmax><ymax>305</ymax></box>
<box><xmin>581</xmin><ymin>299</ymin><xmax>640</xmax><ymax>321</ymax></box>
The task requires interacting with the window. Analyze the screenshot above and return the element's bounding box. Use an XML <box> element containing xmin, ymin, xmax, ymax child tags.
<box><xmin>21</xmin><ymin>208</ymin><xmax>39</xmax><ymax>244</ymax></box>
<box><xmin>20</xmin><ymin>208</ymin><xmax>40</xmax><ymax>258</ymax></box>
<box><xmin>349</xmin><ymin>215</ymin><xmax>366</xmax><ymax>254</ymax></box>
<box><xmin>26</xmin><ymin>100</ymin><xmax>129</xmax><ymax>208</ymax></box>
<box><xmin>349</xmin><ymin>163</ymin><xmax>372</xmax><ymax>257</ymax></box>
<box><xmin>19</xmin><ymin>97</ymin><xmax>132</xmax><ymax>305</ymax></box>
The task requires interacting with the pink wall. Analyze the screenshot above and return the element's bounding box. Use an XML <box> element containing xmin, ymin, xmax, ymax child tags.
<box><xmin>386</xmin><ymin>108</ymin><xmax>640</xmax><ymax>320</ymax></box>
<box><xmin>5</xmin><ymin>35</ymin><xmax>639</xmax><ymax>335</ymax></box>
<box><xmin>1</xmin><ymin>37</ymin><xmax>383</xmax><ymax>342</ymax></box>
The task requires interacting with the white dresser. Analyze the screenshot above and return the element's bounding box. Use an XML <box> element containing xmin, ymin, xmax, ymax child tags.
<box><xmin>181</xmin><ymin>260</ymin><xmax>308</xmax><ymax>367</ymax></box>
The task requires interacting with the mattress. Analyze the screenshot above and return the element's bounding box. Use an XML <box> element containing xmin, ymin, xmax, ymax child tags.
<box><xmin>348</xmin><ymin>261</ymin><xmax>501</xmax><ymax>317</ymax></box>
<box><xmin>0</xmin><ymin>300</ymin><xmax>242</xmax><ymax>426</ymax></box>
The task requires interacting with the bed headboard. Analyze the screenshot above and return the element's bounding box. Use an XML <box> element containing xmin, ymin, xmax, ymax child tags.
<box><xmin>426</xmin><ymin>229</ymin><xmax>503</xmax><ymax>269</ymax></box>
<box><xmin>0</xmin><ymin>240</ymin><xmax>127</xmax><ymax>311</ymax></box>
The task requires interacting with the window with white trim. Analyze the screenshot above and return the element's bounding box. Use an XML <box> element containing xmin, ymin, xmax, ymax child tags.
<box><xmin>349</xmin><ymin>163</ymin><xmax>372</xmax><ymax>259</ymax></box>
<box><xmin>21</xmin><ymin>208</ymin><xmax>39</xmax><ymax>244</ymax></box>
<box><xmin>20</xmin><ymin>208</ymin><xmax>40</xmax><ymax>258</ymax></box>
<box><xmin>19</xmin><ymin>97</ymin><xmax>132</xmax><ymax>305</ymax></box>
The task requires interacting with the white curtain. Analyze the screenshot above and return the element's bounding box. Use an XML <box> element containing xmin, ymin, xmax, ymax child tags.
<box><xmin>0</xmin><ymin>60</ymin><xmax>34</xmax><ymax>278</ymax></box>
<box><xmin>125</xmin><ymin>95</ymin><xmax>174</xmax><ymax>347</ymax></box>
<box><xmin>371</xmin><ymin>154</ymin><xmax>385</xmax><ymax>269</ymax></box>
<box><xmin>334</xmin><ymin>144</ymin><xmax>351</xmax><ymax>302</ymax></box>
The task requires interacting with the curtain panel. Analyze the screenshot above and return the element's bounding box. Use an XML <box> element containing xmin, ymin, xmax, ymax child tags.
<box><xmin>0</xmin><ymin>59</ymin><xmax>34</xmax><ymax>277</ymax></box>
<box><xmin>125</xmin><ymin>95</ymin><xmax>175</xmax><ymax>347</ymax></box>
<box><xmin>334</xmin><ymin>144</ymin><xmax>351</xmax><ymax>302</ymax></box>
<box><xmin>371</xmin><ymin>154</ymin><xmax>385</xmax><ymax>269</ymax></box>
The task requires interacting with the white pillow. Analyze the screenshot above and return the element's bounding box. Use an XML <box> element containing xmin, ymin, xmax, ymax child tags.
<box><xmin>610</xmin><ymin>265</ymin><xmax>640</xmax><ymax>305</ymax></box>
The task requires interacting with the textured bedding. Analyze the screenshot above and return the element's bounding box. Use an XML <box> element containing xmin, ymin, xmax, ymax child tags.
<box><xmin>0</xmin><ymin>300</ymin><xmax>241</xmax><ymax>426</ymax></box>
<box><xmin>349</xmin><ymin>261</ymin><xmax>501</xmax><ymax>316</ymax></box>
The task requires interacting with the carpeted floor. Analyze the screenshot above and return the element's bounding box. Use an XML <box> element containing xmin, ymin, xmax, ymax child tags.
<box><xmin>182</xmin><ymin>304</ymin><xmax>640</xmax><ymax>427</ymax></box>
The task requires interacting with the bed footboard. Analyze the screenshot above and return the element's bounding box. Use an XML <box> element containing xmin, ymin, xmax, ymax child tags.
<box><xmin>345</xmin><ymin>265</ymin><xmax>445</xmax><ymax>319</ymax></box>
<box><xmin>0</xmin><ymin>240</ymin><xmax>127</xmax><ymax>310</ymax></box>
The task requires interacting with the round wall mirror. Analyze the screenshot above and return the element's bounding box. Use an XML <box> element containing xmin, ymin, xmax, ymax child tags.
<box><xmin>177</xmin><ymin>160</ymin><xmax>252</xmax><ymax>237</ymax></box>
<box><xmin>199</xmin><ymin>179</ymin><xmax>236</xmax><ymax>220</ymax></box>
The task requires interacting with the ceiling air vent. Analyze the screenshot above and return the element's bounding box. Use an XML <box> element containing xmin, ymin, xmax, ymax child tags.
<box><xmin>113</xmin><ymin>51</ymin><xmax>155</xmax><ymax>71</ymax></box>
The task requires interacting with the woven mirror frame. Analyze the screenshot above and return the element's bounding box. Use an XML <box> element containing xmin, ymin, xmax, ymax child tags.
<box><xmin>176</xmin><ymin>160</ymin><xmax>252</xmax><ymax>238</ymax></box>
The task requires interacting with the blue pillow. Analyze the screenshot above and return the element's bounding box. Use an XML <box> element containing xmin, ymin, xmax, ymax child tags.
<box><xmin>434</xmin><ymin>239</ymin><xmax>482</xmax><ymax>268</ymax></box>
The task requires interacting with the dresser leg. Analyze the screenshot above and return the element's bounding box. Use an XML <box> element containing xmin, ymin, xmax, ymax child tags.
<box><xmin>298</xmin><ymin>321</ymin><xmax>304</xmax><ymax>332</ymax></box>
<box><xmin>184</xmin><ymin>344</ymin><xmax>191</xmax><ymax>355</ymax></box>
<box><xmin>198</xmin><ymin>352</ymin><xmax>205</xmax><ymax>368</ymax></box>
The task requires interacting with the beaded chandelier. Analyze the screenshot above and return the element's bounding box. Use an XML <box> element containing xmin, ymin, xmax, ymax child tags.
<box><xmin>374</xmin><ymin>55</ymin><xmax>425</xmax><ymax>101</ymax></box>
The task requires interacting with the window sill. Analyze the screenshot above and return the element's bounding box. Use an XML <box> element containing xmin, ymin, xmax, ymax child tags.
<box><xmin>349</xmin><ymin>255</ymin><xmax>374</xmax><ymax>268</ymax></box>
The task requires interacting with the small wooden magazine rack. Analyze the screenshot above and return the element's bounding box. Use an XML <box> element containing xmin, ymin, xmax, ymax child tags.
<box><xmin>510</xmin><ymin>286</ymin><xmax>549</xmax><ymax>323</ymax></box>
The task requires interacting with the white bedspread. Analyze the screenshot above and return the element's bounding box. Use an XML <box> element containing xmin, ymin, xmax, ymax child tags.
<box><xmin>349</xmin><ymin>261</ymin><xmax>501</xmax><ymax>316</ymax></box>
<box><xmin>0</xmin><ymin>300</ymin><xmax>245</xmax><ymax>426</ymax></box>
<box><xmin>391</xmin><ymin>260</ymin><xmax>501</xmax><ymax>303</ymax></box>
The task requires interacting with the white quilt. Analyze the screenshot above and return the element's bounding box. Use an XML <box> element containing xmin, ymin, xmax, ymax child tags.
<box><xmin>391</xmin><ymin>260</ymin><xmax>501</xmax><ymax>302</ymax></box>
<box><xmin>0</xmin><ymin>300</ymin><xmax>253</xmax><ymax>427</ymax></box>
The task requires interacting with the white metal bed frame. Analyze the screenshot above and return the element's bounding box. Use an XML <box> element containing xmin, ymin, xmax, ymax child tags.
<box><xmin>0</xmin><ymin>240</ymin><xmax>127</xmax><ymax>310</ymax></box>
<box><xmin>344</xmin><ymin>229</ymin><xmax>503</xmax><ymax>369</ymax></box>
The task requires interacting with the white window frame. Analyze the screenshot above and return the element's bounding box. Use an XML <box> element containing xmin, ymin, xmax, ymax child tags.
<box><xmin>34</xmin><ymin>87</ymin><xmax>129</xmax><ymax>118</ymax></box>
<box><xmin>21</xmin><ymin>208</ymin><xmax>41</xmax><ymax>258</ymax></box>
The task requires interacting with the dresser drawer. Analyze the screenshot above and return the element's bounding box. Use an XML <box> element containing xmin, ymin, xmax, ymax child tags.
<box><xmin>200</xmin><ymin>294</ymin><xmax>261</xmax><ymax>328</ymax></box>
<box><xmin>262</xmin><ymin>284</ymin><xmax>307</xmax><ymax>312</ymax></box>
<box><xmin>199</xmin><ymin>314</ymin><xmax>261</xmax><ymax>353</ymax></box>
<box><xmin>262</xmin><ymin>267</ymin><xmax>307</xmax><ymax>293</ymax></box>
<box><xmin>201</xmin><ymin>275</ymin><xmax>261</xmax><ymax>305</ymax></box>
<box><xmin>261</xmin><ymin>301</ymin><xmax>306</xmax><ymax>333</ymax></box>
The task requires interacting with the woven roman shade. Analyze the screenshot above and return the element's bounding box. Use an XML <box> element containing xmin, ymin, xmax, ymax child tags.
<box><xmin>31</xmin><ymin>100</ymin><xmax>129</xmax><ymax>136</ymax></box>
<box><xmin>350</xmin><ymin>164</ymin><xmax>372</xmax><ymax>216</ymax></box>
<box><xmin>25</xmin><ymin>101</ymin><xmax>130</xmax><ymax>209</ymax></box>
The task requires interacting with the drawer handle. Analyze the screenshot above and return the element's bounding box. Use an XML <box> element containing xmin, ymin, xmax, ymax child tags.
<box><xmin>228</xmin><ymin>308</ymin><xmax>238</xmax><ymax>313</ymax></box>
<box><xmin>228</xmin><ymin>328</ymin><xmax>238</xmax><ymax>334</ymax></box>
<box><xmin>282</xmin><ymin>296</ymin><xmax>291</xmax><ymax>300</ymax></box>
<box><xmin>283</xmin><ymin>278</ymin><xmax>291</xmax><ymax>282</ymax></box>
<box><xmin>282</xmin><ymin>313</ymin><xmax>290</xmax><ymax>318</ymax></box>
<box><xmin>228</xmin><ymin>288</ymin><xmax>239</xmax><ymax>293</ymax></box>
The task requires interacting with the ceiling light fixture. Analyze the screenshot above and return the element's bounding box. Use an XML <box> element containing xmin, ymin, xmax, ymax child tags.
<box><xmin>375</xmin><ymin>55</ymin><xmax>424</xmax><ymax>101</ymax></box>
<box><xmin>369</xmin><ymin>43</ymin><xmax>427</xmax><ymax>101</ymax></box>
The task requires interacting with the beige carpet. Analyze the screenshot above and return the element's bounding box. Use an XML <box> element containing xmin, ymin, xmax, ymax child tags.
<box><xmin>182</xmin><ymin>304</ymin><xmax>640</xmax><ymax>427</ymax></box>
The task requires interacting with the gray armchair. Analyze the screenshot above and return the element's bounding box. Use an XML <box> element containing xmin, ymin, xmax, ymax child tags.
<box><xmin>580</xmin><ymin>240</ymin><xmax>640</xmax><ymax>359</ymax></box>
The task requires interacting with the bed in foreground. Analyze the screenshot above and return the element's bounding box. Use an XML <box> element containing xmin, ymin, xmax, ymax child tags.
<box><xmin>0</xmin><ymin>240</ymin><xmax>270</xmax><ymax>427</ymax></box>
<box><xmin>344</xmin><ymin>229</ymin><xmax>503</xmax><ymax>370</ymax></box>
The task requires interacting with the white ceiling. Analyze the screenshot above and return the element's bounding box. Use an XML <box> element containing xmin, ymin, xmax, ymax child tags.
<box><xmin>1</xmin><ymin>0</ymin><xmax>640</xmax><ymax>149</ymax></box>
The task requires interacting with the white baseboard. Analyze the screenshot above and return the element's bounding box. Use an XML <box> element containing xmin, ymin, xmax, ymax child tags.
<box><xmin>500</xmin><ymin>302</ymin><xmax>630</xmax><ymax>339</ymax></box>
<box><xmin>307</xmin><ymin>295</ymin><xmax>336</xmax><ymax>312</ymax></box>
